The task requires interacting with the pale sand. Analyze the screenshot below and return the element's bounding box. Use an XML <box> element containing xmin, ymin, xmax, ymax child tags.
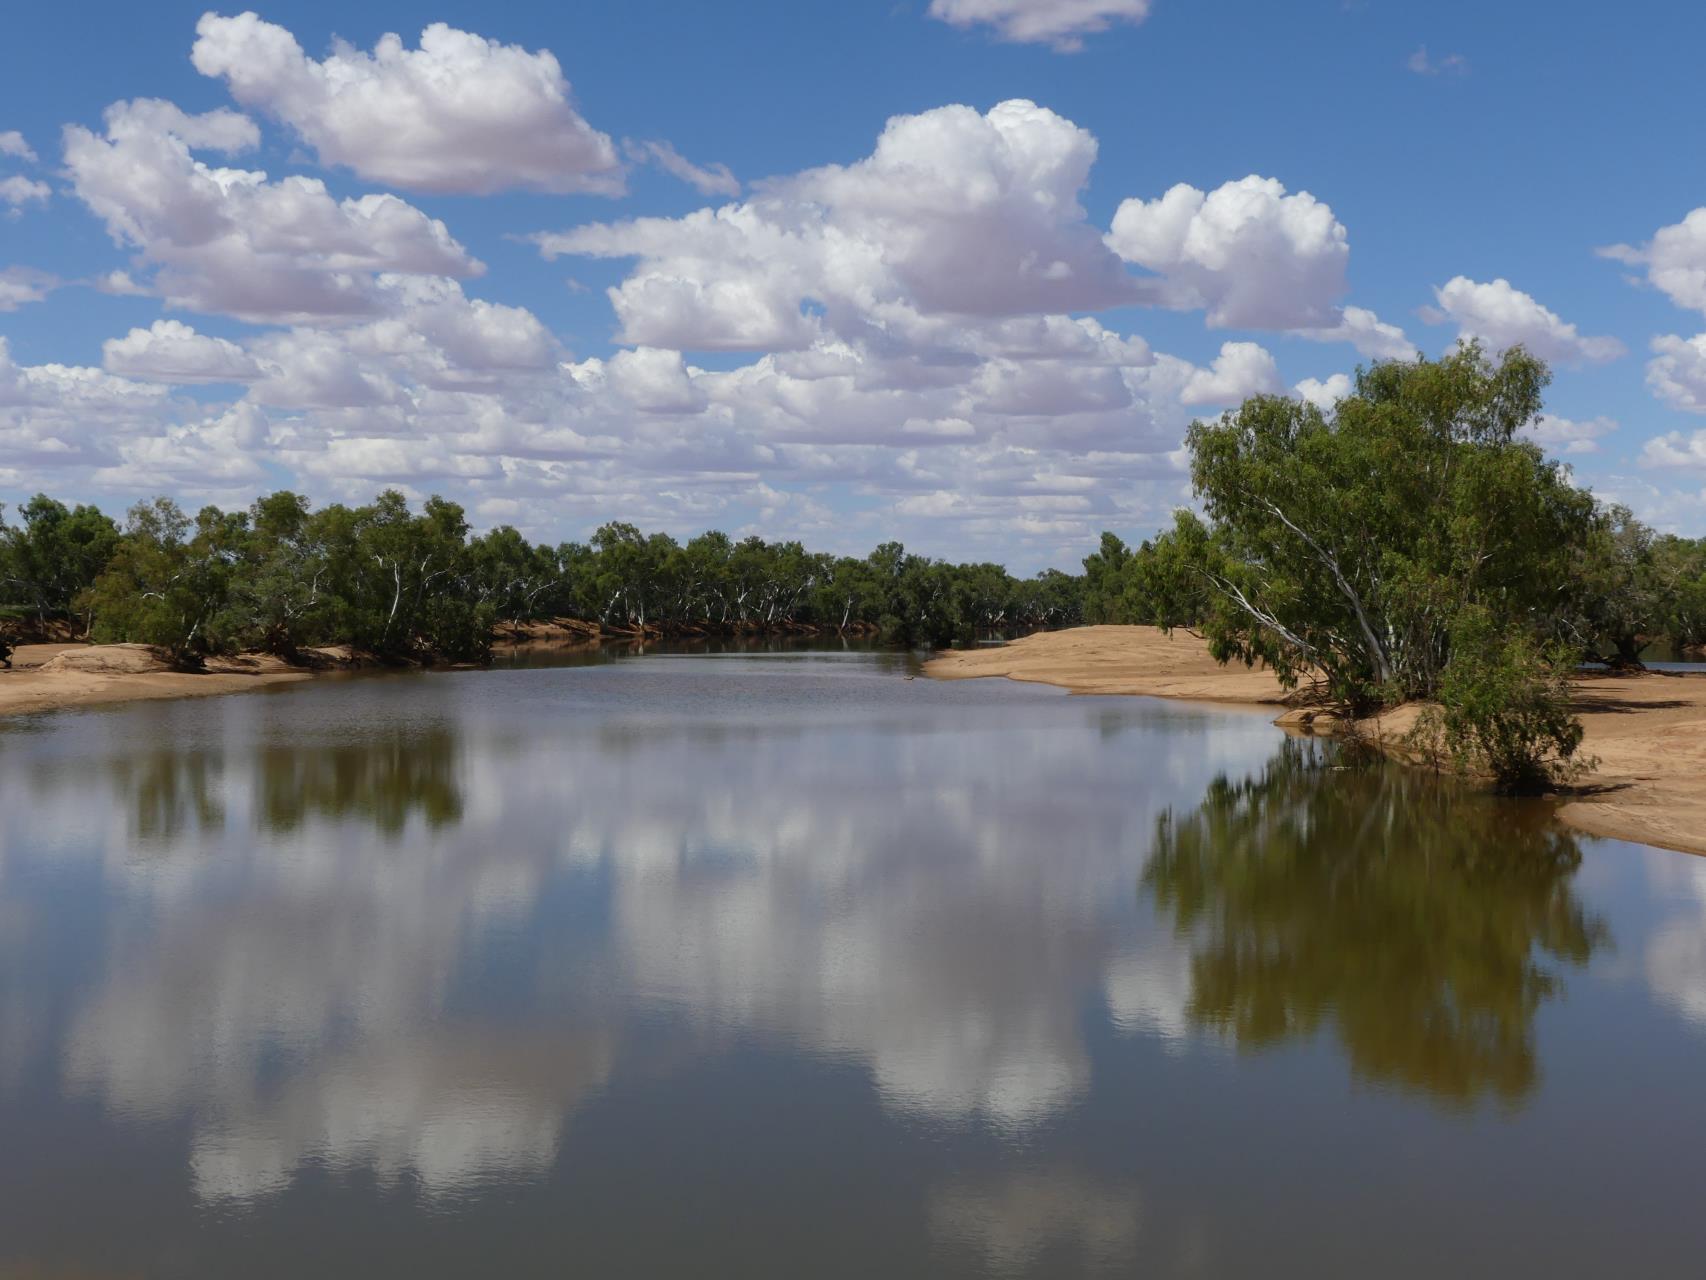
<box><xmin>0</xmin><ymin>643</ymin><xmax>316</xmax><ymax>719</ymax></box>
<box><xmin>927</xmin><ymin>626</ymin><xmax>1706</xmax><ymax>859</ymax></box>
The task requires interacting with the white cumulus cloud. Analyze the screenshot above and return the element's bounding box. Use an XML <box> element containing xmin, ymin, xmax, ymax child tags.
<box><xmin>1600</xmin><ymin>208</ymin><xmax>1706</xmax><ymax>315</ymax></box>
<box><xmin>1106</xmin><ymin>175</ymin><xmax>1409</xmax><ymax>354</ymax></box>
<box><xmin>0</xmin><ymin>175</ymin><xmax>49</xmax><ymax>210</ymax></box>
<box><xmin>536</xmin><ymin>100</ymin><xmax>1136</xmax><ymax>351</ymax></box>
<box><xmin>1294</xmin><ymin>373</ymin><xmax>1352</xmax><ymax>410</ymax></box>
<box><xmin>1423</xmin><ymin>276</ymin><xmax>1624</xmax><ymax>365</ymax></box>
<box><xmin>0</xmin><ymin>267</ymin><xmax>55</xmax><ymax>311</ymax></box>
<box><xmin>625</xmin><ymin>139</ymin><xmax>740</xmax><ymax>198</ymax></box>
<box><xmin>63</xmin><ymin>97</ymin><xmax>481</xmax><ymax>323</ymax></box>
<box><xmin>1640</xmin><ymin>427</ymin><xmax>1706</xmax><ymax>470</ymax></box>
<box><xmin>1646</xmin><ymin>333</ymin><xmax>1706</xmax><ymax>416</ymax></box>
<box><xmin>1522</xmin><ymin>413</ymin><xmax>1618</xmax><ymax>456</ymax></box>
<box><xmin>191</xmin><ymin>12</ymin><xmax>623</xmax><ymax>196</ymax></box>
<box><xmin>103</xmin><ymin>319</ymin><xmax>262</xmax><ymax>384</ymax></box>
<box><xmin>1178</xmin><ymin>342</ymin><xmax>1283</xmax><ymax>407</ymax></box>
<box><xmin>927</xmin><ymin>0</ymin><xmax>1153</xmax><ymax>51</ymax></box>
<box><xmin>0</xmin><ymin>130</ymin><xmax>37</xmax><ymax>162</ymax></box>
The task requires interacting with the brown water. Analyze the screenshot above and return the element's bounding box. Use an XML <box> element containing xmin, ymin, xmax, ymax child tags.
<box><xmin>0</xmin><ymin>647</ymin><xmax>1703</xmax><ymax>1277</ymax></box>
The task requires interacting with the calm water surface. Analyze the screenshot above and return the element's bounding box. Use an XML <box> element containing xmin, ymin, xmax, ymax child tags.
<box><xmin>1</xmin><ymin>648</ymin><xmax>1704</xmax><ymax>1277</ymax></box>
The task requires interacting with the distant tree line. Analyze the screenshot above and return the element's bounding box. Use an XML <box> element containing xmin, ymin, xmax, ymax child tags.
<box><xmin>0</xmin><ymin>488</ymin><xmax>1083</xmax><ymax>665</ymax></box>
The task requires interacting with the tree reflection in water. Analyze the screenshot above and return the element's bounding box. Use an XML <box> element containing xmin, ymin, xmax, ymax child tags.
<box><xmin>109</xmin><ymin>748</ymin><xmax>225</xmax><ymax>841</ymax></box>
<box><xmin>1143</xmin><ymin>740</ymin><xmax>1608</xmax><ymax>1107</ymax></box>
<box><xmin>93</xmin><ymin>727</ymin><xmax>466</xmax><ymax>842</ymax></box>
<box><xmin>256</xmin><ymin>728</ymin><xmax>464</xmax><ymax>835</ymax></box>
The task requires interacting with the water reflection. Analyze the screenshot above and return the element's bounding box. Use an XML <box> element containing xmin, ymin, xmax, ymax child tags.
<box><xmin>255</xmin><ymin>729</ymin><xmax>463</xmax><ymax>835</ymax></box>
<box><xmin>1644</xmin><ymin>857</ymin><xmax>1706</xmax><ymax>1030</ymax></box>
<box><xmin>108</xmin><ymin>748</ymin><xmax>225</xmax><ymax>841</ymax></box>
<box><xmin>1143</xmin><ymin>741</ymin><xmax>1609</xmax><ymax>1105</ymax></box>
<box><xmin>928</xmin><ymin>1169</ymin><xmax>1142</xmax><ymax>1275</ymax></box>
<box><xmin>4</xmin><ymin>655</ymin><xmax>1705</xmax><ymax>1277</ymax></box>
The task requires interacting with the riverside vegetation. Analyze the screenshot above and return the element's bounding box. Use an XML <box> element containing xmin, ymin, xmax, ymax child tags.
<box><xmin>0</xmin><ymin>488</ymin><xmax>1084</xmax><ymax>662</ymax></box>
<box><xmin>5</xmin><ymin>344</ymin><xmax>1706</xmax><ymax>790</ymax></box>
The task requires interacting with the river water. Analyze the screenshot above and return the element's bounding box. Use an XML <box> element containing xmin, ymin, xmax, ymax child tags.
<box><xmin>1</xmin><ymin>647</ymin><xmax>1703</xmax><ymax>1277</ymax></box>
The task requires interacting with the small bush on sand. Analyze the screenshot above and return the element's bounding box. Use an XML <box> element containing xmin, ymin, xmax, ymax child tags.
<box><xmin>1407</xmin><ymin>610</ymin><xmax>1591</xmax><ymax>793</ymax></box>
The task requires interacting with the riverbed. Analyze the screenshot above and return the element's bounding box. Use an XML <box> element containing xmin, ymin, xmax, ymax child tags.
<box><xmin>0</xmin><ymin>647</ymin><xmax>1703</xmax><ymax>1276</ymax></box>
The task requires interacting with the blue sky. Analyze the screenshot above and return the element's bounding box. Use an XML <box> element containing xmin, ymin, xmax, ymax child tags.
<box><xmin>2</xmin><ymin>0</ymin><xmax>1704</xmax><ymax>570</ymax></box>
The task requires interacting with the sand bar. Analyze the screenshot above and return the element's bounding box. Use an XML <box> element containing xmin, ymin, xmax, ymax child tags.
<box><xmin>0</xmin><ymin>642</ymin><xmax>319</xmax><ymax>719</ymax></box>
<box><xmin>927</xmin><ymin>625</ymin><xmax>1706</xmax><ymax>859</ymax></box>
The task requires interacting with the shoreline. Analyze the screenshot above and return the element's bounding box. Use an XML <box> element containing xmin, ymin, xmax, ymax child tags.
<box><xmin>10</xmin><ymin>629</ymin><xmax>1704</xmax><ymax>860</ymax></box>
<box><xmin>926</xmin><ymin>625</ymin><xmax>1706</xmax><ymax>860</ymax></box>
<box><xmin>0</xmin><ymin>642</ymin><xmax>361</xmax><ymax>720</ymax></box>
<box><xmin>0</xmin><ymin>628</ymin><xmax>854</xmax><ymax>722</ymax></box>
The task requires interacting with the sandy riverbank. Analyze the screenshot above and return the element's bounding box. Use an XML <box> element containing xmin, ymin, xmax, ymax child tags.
<box><xmin>927</xmin><ymin>626</ymin><xmax>1706</xmax><ymax>859</ymax></box>
<box><xmin>0</xmin><ymin>643</ymin><xmax>337</xmax><ymax>719</ymax></box>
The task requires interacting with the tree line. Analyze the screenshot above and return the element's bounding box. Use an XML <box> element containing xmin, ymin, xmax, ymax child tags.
<box><xmin>0</xmin><ymin>488</ymin><xmax>1083</xmax><ymax>665</ymax></box>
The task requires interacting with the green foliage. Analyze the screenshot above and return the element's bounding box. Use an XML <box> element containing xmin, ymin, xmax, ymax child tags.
<box><xmin>80</xmin><ymin>499</ymin><xmax>243</xmax><ymax>665</ymax></box>
<box><xmin>1566</xmin><ymin>505</ymin><xmax>1667</xmax><ymax>668</ymax></box>
<box><xmin>1179</xmin><ymin>343</ymin><xmax>1596</xmax><ymax>709</ymax></box>
<box><xmin>1075</xmin><ymin>344</ymin><xmax>1706</xmax><ymax>789</ymax></box>
<box><xmin>1080</xmin><ymin>532</ymin><xmax>1131</xmax><ymax>623</ymax></box>
<box><xmin>1650</xmin><ymin>534</ymin><xmax>1706</xmax><ymax>651</ymax></box>
<box><xmin>1407</xmin><ymin>611</ymin><xmax>1590</xmax><ymax>794</ymax></box>
<box><xmin>0</xmin><ymin>494</ymin><xmax>121</xmax><ymax>628</ymax></box>
<box><xmin>13</xmin><ymin>486</ymin><xmax>1085</xmax><ymax>662</ymax></box>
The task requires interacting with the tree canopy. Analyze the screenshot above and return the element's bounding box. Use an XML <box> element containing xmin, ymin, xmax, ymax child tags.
<box><xmin>1079</xmin><ymin>344</ymin><xmax>1706</xmax><ymax>788</ymax></box>
<box><xmin>2</xmin><ymin>489</ymin><xmax>1084</xmax><ymax>664</ymax></box>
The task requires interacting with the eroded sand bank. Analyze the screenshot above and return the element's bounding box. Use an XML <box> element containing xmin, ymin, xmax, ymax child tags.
<box><xmin>927</xmin><ymin>626</ymin><xmax>1706</xmax><ymax>859</ymax></box>
<box><xmin>0</xmin><ymin>643</ymin><xmax>319</xmax><ymax>719</ymax></box>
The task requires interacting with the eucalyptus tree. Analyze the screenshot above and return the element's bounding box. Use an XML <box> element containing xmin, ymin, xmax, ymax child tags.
<box><xmin>0</xmin><ymin>494</ymin><xmax>121</xmax><ymax>629</ymax></box>
<box><xmin>81</xmin><ymin>498</ymin><xmax>244</xmax><ymax>663</ymax></box>
<box><xmin>1651</xmin><ymin>534</ymin><xmax>1706</xmax><ymax>652</ymax></box>
<box><xmin>1080</xmin><ymin>532</ymin><xmax>1132</xmax><ymax>623</ymax></box>
<box><xmin>1177</xmin><ymin>343</ymin><xmax>1597</xmax><ymax>709</ymax></box>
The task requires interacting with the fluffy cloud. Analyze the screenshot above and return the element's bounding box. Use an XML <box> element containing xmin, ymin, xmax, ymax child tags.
<box><xmin>102</xmin><ymin>319</ymin><xmax>262</xmax><ymax>384</ymax></box>
<box><xmin>1105</xmin><ymin>176</ymin><xmax>1409</xmax><ymax>354</ymax></box>
<box><xmin>0</xmin><ymin>267</ymin><xmax>54</xmax><ymax>311</ymax></box>
<box><xmin>1423</xmin><ymin>276</ymin><xmax>1624</xmax><ymax>365</ymax></box>
<box><xmin>1294</xmin><ymin>373</ymin><xmax>1352</xmax><ymax>410</ymax></box>
<box><xmin>0</xmin><ymin>130</ymin><xmax>36</xmax><ymax>162</ymax></box>
<box><xmin>89</xmin><ymin>403</ymin><xmax>273</xmax><ymax>492</ymax></box>
<box><xmin>64</xmin><ymin>98</ymin><xmax>481</xmax><ymax>322</ymax></box>
<box><xmin>1</xmin><ymin>335</ymin><xmax>175</xmax><ymax>474</ymax></box>
<box><xmin>1643</xmin><ymin>333</ymin><xmax>1706</xmax><ymax>415</ymax></box>
<box><xmin>1639</xmin><ymin>428</ymin><xmax>1706</xmax><ymax>470</ymax></box>
<box><xmin>566</xmin><ymin>346</ymin><xmax>708</xmax><ymax>415</ymax></box>
<box><xmin>1600</xmin><ymin>208</ymin><xmax>1706</xmax><ymax>315</ymax></box>
<box><xmin>625</xmin><ymin>139</ymin><xmax>740</xmax><ymax>198</ymax></box>
<box><xmin>1177</xmin><ymin>341</ymin><xmax>1282</xmax><ymax>406</ymax></box>
<box><xmin>0</xmin><ymin>175</ymin><xmax>49</xmax><ymax>211</ymax></box>
<box><xmin>1297</xmin><ymin>306</ymin><xmax>1417</xmax><ymax>360</ymax></box>
<box><xmin>1522</xmin><ymin>413</ymin><xmax>1617</xmax><ymax>456</ymax></box>
<box><xmin>927</xmin><ymin>0</ymin><xmax>1153</xmax><ymax>51</ymax></box>
<box><xmin>539</xmin><ymin>100</ymin><xmax>1135</xmax><ymax>350</ymax></box>
<box><xmin>190</xmin><ymin>13</ymin><xmax>623</xmax><ymax>196</ymax></box>
<box><xmin>1107</xmin><ymin>176</ymin><xmax>1346</xmax><ymax>328</ymax></box>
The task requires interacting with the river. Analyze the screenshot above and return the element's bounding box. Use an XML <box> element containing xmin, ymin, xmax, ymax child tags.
<box><xmin>1</xmin><ymin>647</ymin><xmax>1703</xmax><ymax>1276</ymax></box>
